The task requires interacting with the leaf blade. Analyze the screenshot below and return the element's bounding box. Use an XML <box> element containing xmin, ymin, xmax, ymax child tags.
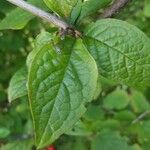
<box><xmin>8</xmin><ymin>66</ymin><xmax>27</xmax><ymax>102</ymax></box>
<box><xmin>43</xmin><ymin>0</ymin><xmax>78</xmax><ymax>18</ymax></box>
<box><xmin>0</xmin><ymin>0</ymin><xmax>48</xmax><ymax>30</ymax></box>
<box><xmin>83</xmin><ymin>19</ymin><xmax>150</xmax><ymax>87</ymax></box>
<box><xmin>28</xmin><ymin>38</ymin><xmax>98</xmax><ymax>148</ymax></box>
<box><xmin>78</xmin><ymin>0</ymin><xmax>112</xmax><ymax>22</ymax></box>
<box><xmin>91</xmin><ymin>130</ymin><xmax>131</xmax><ymax>150</ymax></box>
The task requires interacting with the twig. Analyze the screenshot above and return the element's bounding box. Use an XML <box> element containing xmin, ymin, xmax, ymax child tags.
<box><xmin>100</xmin><ymin>0</ymin><xmax>130</xmax><ymax>18</ymax></box>
<box><xmin>132</xmin><ymin>111</ymin><xmax>150</xmax><ymax>124</ymax></box>
<box><xmin>6</xmin><ymin>0</ymin><xmax>70</xmax><ymax>30</ymax></box>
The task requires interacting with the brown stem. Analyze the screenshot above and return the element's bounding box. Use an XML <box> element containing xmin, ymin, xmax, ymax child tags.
<box><xmin>132</xmin><ymin>111</ymin><xmax>150</xmax><ymax>124</ymax></box>
<box><xmin>100</xmin><ymin>0</ymin><xmax>130</xmax><ymax>18</ymax></box>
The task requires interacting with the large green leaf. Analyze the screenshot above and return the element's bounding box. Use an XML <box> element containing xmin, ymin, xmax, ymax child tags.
<box><xmin>43</xmin><ymin>0</ymin><xmax>78</xmax><ymax>18</ymax></box>
<box><xmin>28</xmin><ymin>38</ymin><xmax>98</xmax><ymax>148</ymax></box>
<box><xmin>8</xmin><ymin>66</ymin><xmax>27</xmax><ymax>102</ymax></box>
<box><xmin>0</xmin><ymin>0</ymin><xmax>47</xmax><ymax>30</ymax></box>
<box><xmin>83</xmin><ymin>19</ymin><xmax>150</xmax><ymax>87</ymax></box>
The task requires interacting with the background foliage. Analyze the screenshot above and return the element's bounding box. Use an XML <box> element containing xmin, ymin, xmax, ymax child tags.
<box><xmin>0</xmin><ymin>0</ymin><xmax>150</xmax><ymax>149</ymax></box>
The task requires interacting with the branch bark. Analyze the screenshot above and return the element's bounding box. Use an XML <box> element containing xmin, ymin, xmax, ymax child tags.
<box><xmin>132</xmin><ymin>111</ymin><xmax>150</xmax><ymax>124</ymax></box>
<box><xmin>6</xmin><ymin>0</ymin><xmax>129</xmax><ymax>36</ymax></box>
<box><xmin>6</xmin><ymin>0</ymin><xmax>70</xmax><ymax>30</ymax></box>
<box><xmin>100</xmin><ymin>0</ymin><xmax>130</xmax><ymax>18</ymax></box>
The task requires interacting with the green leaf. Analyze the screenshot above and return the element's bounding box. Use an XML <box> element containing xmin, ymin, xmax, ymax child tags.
<box><xmin>27</xmin><ymin>31</ymin><xmax>53</xmax><ymax>69</ymax></box>
<box><xmin>103</xmin><ymin>89</ymin><xmax>130</xmax><ymax>110</ymax></box>
<box><xmin>8</xmin><ymin>66</ymin><xmax>28</xmax><ymax>102</ymax></box>
<box><xmin>131</xmin><ymin>144</ymin><xmax>142</xmax><ymax>150</ymax></box>
<box><xmin>114</xmin><ymin>110</ymin><xmax>136</xmax><ymax>122</ymax></box>
<box><xmin>142</xmin><ymin>140</ymin><xmax>150</xmax><ymax>150</ymax></box>
<box><xmin>0</xmin><ymin>0</ymin><xmax>13</xmax><ymax>14</ymax></box>
<box><xmin>79</xmin><ymin>0</ymin><xmax>112</xmax><ymax>20</ymax></box>
<box><xmin>66</xmin><ymin>120</ymin><xmax>92</xmax><ymax>136</ymax></box>
<box><xmin>0</xmin><ymin>127</ymin><xmax>10</xmax><ymax>138</ymax></box>
<box><xmin>100</xmin><ymin>119</ymin><xmax>120</xmax><ymax>131</ymax></box>
<box><xmin>144</xmin><ymin>0</ymin><xmax>150</xmax><ymax>18</ymax></box>
<box><xmin>93</xmin><ymin>76</ymin><xmax>102</xmax><ymax>100</ymax></box>
<box><xmin>129</xmin><ymin>90</ymin><xmax>150</xmax><ymax>113</ymax></box>
<box><xmin>43</xmin><ymin>0</ymin><xmax>78</xmax><ymax>18</ymax></box>
<box><xmin>128</xmin><ymin>121</ymin><xmax>150</xmax><ymax>144</ymax></box>
<box><xmin>0</xmin><ymin>90</ymin><xmax>7</xmax><ymax>103</ymax></box>
<box><xmin>136</xmin><ymin>121</ymin><xmax>150</xmax><ymax>143</ymax></box>
<box><xmin>28</xmin><ymin>38</ymin><xmax>98</xmax><ymax>148</ymax></box>
<box><xmin>0</xmin><ymin>114</ymin><xmax>14</xmax><ymax>130</ymax></box>
<box><xmin>84</xmin><ymin>104</ymin><xmax>104</xmax><ymax>121</ymax></box>
<box><xmin>69</xmin><ymin>0</ymin><xmax>82</xmax><ymax>24</ymax></box>
<box><xmin>70</xmin><ymin>0</ymin><xmax>112</xmax><ymax>24</ymax></box>
<box><xmin>60</xmin><ymin>137</ymin><xmax>88</xmax><ymax>150</ymax></box>
<box><xmin>91</xmin><ymin>130</ymin><xmax>131</xmax><ymax>150</ymax></box>
<box><xmin>0</xmin><ymin>0</ymin><xmax>47</xmax><ymax>30</ymax></box>
<box><xmin>1</xmin><ymin>140</ymin><xmax>33</xmax><ymax>150</ymax></box>
<box><xmin>83</xmin><ymin>19</ymin><xmax>150</xmax><ymax>88</ymax></box>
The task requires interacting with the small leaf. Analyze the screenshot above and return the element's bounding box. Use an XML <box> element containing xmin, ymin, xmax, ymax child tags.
<box><xmin>142</xmin><ymin>140</ymin><xmax>150</xmax><ymax>150</ymax></box>
<box><xmin>93</xmin><ymin>76</ymin><xmax>102</xmax><ymax>100</ymax></box>
<box><xmin>0</xmin><ymin>90</ymin><xmax>7</xmax><ymax>103</ymax></box>
<box><xmin>69</xmin><ymin>0</ymin><xmax>82</xmax><ymax>24</ymax></box>
<box><xmin>91</xmin><ymin>130</ymin><xmax>131</xmax><ymax>150</ymax></box>
<box><xmin>83</xmin><ymin>19</ymin><xmax>150</xmax><ymax>88</ymax></box>
<box><xmin>0</xmin><ymin>127</ymin><xmax>10</xmax><ymax>138</ymax></box>
<box><xmin>8</xmin><ymin>66</ymin><xmax>27</xmax><ymax>102</ymax></box>
<box><xmin>100</xmin><ymin>119</ymin><xmax>120</xmax><ymax>130</ymax></box>
<box><xmin>136</xmin><ymin>121</ymin><xmax>150</xmax><ymax>143</ymax></box>
<box><xmin>66</xmin><ymin>120</ymin><xmax>92</xmax><ymax>136</ymax></box>
<box><xmin>28</xmin><ymin>38</ymin><xmax>98</xmax><ymax>148</ymax></box>
<box><xmin>79</xmin><ymin>0</ymin><xmax>112</xmax><ymax>20</ymax></box>
<box><xmin>1</xmin><ymin>140</ymin><xmax>33</xmax><ymax>150</ymax></box>
<box><xmin>129</xmin><ymin>90</ymin><xmax>150</xmax><ymax>113</ymax></box>
<box><xmin>0</xmin><ymin>0</ymin><xmax>13</xmax><ymax>14</ymax></box>
<box><xmin>144</xmin><ymin>0</ymin><xmax>150</xmax><ymax>18</ymax></box>
<box><xmin>27</xmin><ymin>31</ymin><xmax>53</xmax><ymax>69</ymax></box>
<box><xmin>84</xmin><ymin>104</ymin><xmax>104</xmax><ymax>121</ymax></box>
<box><xmin>70</xmin><ymin>0</ymin><xmax>112</xmax><ymax>24</ymax></box>
<box><xmin>103</xmin><ymin>89</ymin><xmax>130</xmax><ymax>110</ymax></box>
<box><xmin>0</xmin><ymin>0</ymin><xmax>48</xmax><ymax>30</ymax></box>
<box><xmin>130</xmin><ymin>144</ymin><xmax>142</xmax><ymax>150</ymax></box>
<box><xmin>114</xmin><ymin>110</ymin><xmax>136</xmax><ymax>122</ymax></box>
<box><xmin>60</xmin><ymin>137</ymin><xmax>87</xmax><ymax>150</ymax></box>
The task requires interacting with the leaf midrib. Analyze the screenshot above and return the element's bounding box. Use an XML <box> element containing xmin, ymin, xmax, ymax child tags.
<box><xmin>85</xmin><ymin>35</ymin><xmax>144</xmax><ymax>66</ymax></box>
<box><xmin>38</xmin><ymin>41</ymin><xmax>77</xmax><ymax>147</ymax></box>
